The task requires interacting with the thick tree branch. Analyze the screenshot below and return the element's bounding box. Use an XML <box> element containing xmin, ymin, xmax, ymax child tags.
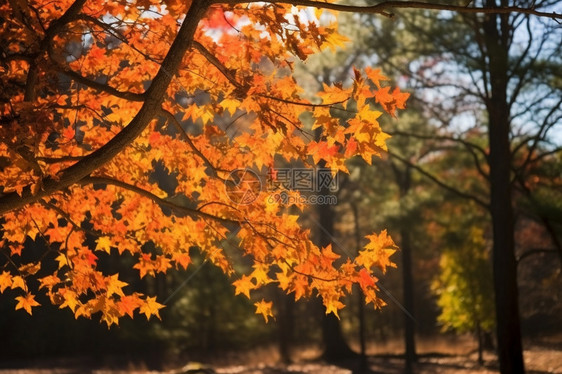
<box><xmin>51</xmin><ymin>63</ymin><xmax>146</xmax><ymax>102</ymax></box>
<box><xmin>192</xmin><ymin>40</ymin><xmax>246</xmax><ymax>95</ymax></box>
<box><xmin>0</xmin><ymin>2</ymin><xmax>211</xmax><ymax>215</ymax></box>
<box><xmin>22</xmin><ymin>0</ymin><xmax>88</xmax><ymax>101</ymax></box>
<box><xmin>217</xmin><ymin>0</ymin><xmax>562</xmax><ymax>20</ymax></box>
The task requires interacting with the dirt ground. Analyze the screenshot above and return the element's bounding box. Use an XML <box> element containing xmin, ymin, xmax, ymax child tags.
<box><xmin>0</xmin><ymin>335</ymin><xmax>560</xmax><ymax>374</ymax></box>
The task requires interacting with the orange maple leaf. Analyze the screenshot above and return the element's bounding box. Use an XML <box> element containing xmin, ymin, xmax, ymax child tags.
<box><xmin>0</xmin><ymin>271</ymin><xmax>12</xmax><ymax>293</ymax></box>
<box><xmin>365</xmin><ymin>67</ymin><xmax>390</xmax><ymax>89</ymax></box>
<box><xmin>139</xmin><ymin>296</ymin><xmax>164</xmax><ymax>320</ymax></box>
<box><xmin>15</xmin><ymin>293</ymin><xmax>40</xmax><ymax>315</ymax></box>
<box><xmin>233</xmin><ymin>274</ymin><xmax>255</xmax><ymax>299</ymax></box>
<box><xmin>118</xmin><ymin>294</ymin><xmax>143</xmax><ymax>318</ymax></box>
<box><xmin>106</xmin><ymin>274</ymin><xmax>128</xmax><ymax>297</ymax></box>
<box><xmin>254</xmin><ymin>299</ymin><xmax>274</xmax><ymax>322</ymax></box>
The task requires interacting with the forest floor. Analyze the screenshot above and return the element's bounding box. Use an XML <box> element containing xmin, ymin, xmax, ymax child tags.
<box><xmin>1</xmin><ymin>335</ymin><xmax>561</xmax><ymax>374</ymax></box>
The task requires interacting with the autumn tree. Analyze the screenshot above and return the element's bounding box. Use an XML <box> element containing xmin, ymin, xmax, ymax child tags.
<box><xmin>0</xmin><ymin>0</ymin><xmax>412</xmax><ymax>327</ymax></box>
<box><xmin>431</xmin><ymin>214</ymin><xmax>495</xmax><ymax>365</ymax></box>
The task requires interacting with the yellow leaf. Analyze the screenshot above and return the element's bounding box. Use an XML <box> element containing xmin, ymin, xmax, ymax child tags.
<box><xmin>251</xmin><ymin>264</ymin><xmax>270</xmax><ymax>285</ymax></box>
<box><xmin>254</xmin><ymin>299</ymin><xmax>274</xmax><ymax>322</ymax></box>
<box><xmin>324</xmin><ymin>298</ymin><xmax>345</xmax><ymax>319</ymax></box>
<box><xmin>321</xmin><ymin>29</ymin><xmax>349</xmax><ymax>52</ymax></box>
<box><xmin>55</xmin><ymin>253</ymin><xmax>68</xmax><ymax>269</ymax></box>
<box><xmin>15</xmin><ymin>293</ymin><xmax>40</xmax><ymax>315</ymax></box>
<box><xmin>318</xmin><ymin>83</ymin><xmax>352</xmax><ymax>104</ymax></box>
<box><xmin>358</xmin><ymin>230</ymin><xmax>397</xmax><ymax>273</ymax></box>
<box><xmin>95</xmin><ymin>236</ymin><xmax>113</xmax><ymax>254</ymax></box>
<box><xmin>11</xmin><ymin>275</ymin><xmax>26</xmax><ymax>291</ymax></box>
<box><xmin>59</xmin><ymin>289</ymin><xmax>80</xmax><ymax>313</ymax></box>
<box><xmin>139</xmin><ymin>296</ymin><xmax>164</xmax><ymax>320</ymax></box>
<box><xmin>38</xmin><ymin>274</ymin><xmax>61</xmax><ymax>291</ymax></box>
<box><xmin>219</xmin><ymin>98</ymin><xmax>240</xmax><ymax>115</ymax></box>
<box><xmin>0</xmin><ymin>271</ymin><xmax>12</xmax><ymax>293</ymax></box>
<box><xmin>233</xmin><ymin>275</ymin><xmax>255</xmax><ymax>298</ymax></box>
<box><xmin>106</xmin><ymin>274</ymin><xmax>127</xmax><ymax>297</ymax></box>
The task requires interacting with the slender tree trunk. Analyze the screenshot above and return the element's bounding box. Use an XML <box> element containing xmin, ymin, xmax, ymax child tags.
<box><xmin>484</xmin><ymin>6</ymin><xmax>525</xmax><ymax>373</ymax></box>
<box><xmin>476</xmin><ymin>321</ymin><xmax>484</xmax><ymax>365</ymax></box>
<box><xmin>313</xmin><ymin>136</ymin><xmax>356</xmax><ymax>362</ymax></box>
<box><xmin>352</xmin><ymin>203</ymin><xmax>367</xmax><ymax>371</ymax></box>
<box><xmin>317</xmin><ymin>199</ymin><xmax>356</xmax><ymax>361</ymax></box>
<box><xmin>276</xmin><ymin>290</ymin><xmax>295</xmax><ymax>363</ymax></box>
<box><xmin>390</xmin><ymin>162</ymin><xmax>417</xmax><ymax>372</ymax></box>
<box><xmin>401</xmin><ymin>228</ymin><xmax>417</xmax><ymax>372</ymax></box>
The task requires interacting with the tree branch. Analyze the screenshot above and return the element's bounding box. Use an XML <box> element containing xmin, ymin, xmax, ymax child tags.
<box><xmin>512</xmin><ymin>170</ymin><xmax>562</xmax><ymax>265</ymax></box>
<box><xmin>51</xmin><ymin>63</ymin><xmax>146</xmax><ymax>102</ymax></box>
<box><xmin>387</xmin><ymin>150</ymin><xmax>490</xmax><ymax>209</ymax></box>
<box><xmin>192</xmin><ymin>40</ymin><xmax>246</xmax><ymax>95</ymax></box>
<box><xmin>22</xmin><ymin>0</ymin><xmax>88</xmax><ymax>101</ymax></box>
<box><xmin>388</xmin><ymin>129</ymin><xmax>490</xmax><ymax>180</ymax></box>
<box><xmin>217</xmin><ymin>0</ymin><xmax>562</xmax><ymax>20</ymax></box>
<box><xmin>81</xmin><ymin>176</ymin><xmax>238</xmax><ymax>225</ymax></box>
<box><xmin>517</xmin><ymin>247</ymin><xmax>560</xmax><ymax>264</ymax></box>
<box><xmin>0</xmin><ymin>2</ymin><xmax>211</xmax><ymax>215</ymax></box>
<box><xmin>159</xmin><ymin>108</ymin><xmax>225</xmax><ymax>178</ymax></box>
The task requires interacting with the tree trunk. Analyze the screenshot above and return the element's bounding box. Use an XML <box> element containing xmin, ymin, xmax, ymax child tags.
<box><xmin>390</xmin><ymin>162</ymin><xmax>417</xmax><ymax>372</ymax></box>
<box><xmin>317</xmin><ymin>201</ymin><xmax>356</xmax><ymax>361</ymax></box>
<box><xmin>321</xmin><ymin>312</ymin><xmax>357</xmax><ymax>361</ymax></box>
<box><xmin>276</xmin><ymin>290</ymin><xmax>295</xmax><ymax>363</ymax></box>
<box><xmin>476</xmin><ymin>321</ymin><xmax>484</xmax><ymax>366</ymax></box>
<box><xmin>401</xmin><ymin>227</ymin><xmax>417</xmax><ymax>372</ymax></box>
<box><xmin>488</xmin><ymin>101</ymin><xmax>525</xmax><ymax>374</ymax></box>
<box><xmin>352</xmin><ymin>203</ymin><xmax>367</xmax><ymax>371</ymax></box>
<box><xmin>315</xmin><ymin>169</ymin><xmax>356</xmax><ymax>361</ymax></box>
<box><xmin>484</xmin><ymin>6</ymin><xmax>525</xmax><ymax>373</ymax></box>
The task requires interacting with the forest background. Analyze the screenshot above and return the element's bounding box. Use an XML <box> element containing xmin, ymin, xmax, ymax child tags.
<box><xmin>0</xmin><ymin>0</ymin><xmax>561</xmax><ymax>373</ymax></box>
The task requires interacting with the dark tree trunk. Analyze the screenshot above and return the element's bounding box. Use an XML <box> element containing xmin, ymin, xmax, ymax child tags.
<box><xmin>317</xmin><ymin>200</ymin><xmax>356</xmax><ymax>361</ymax></box>
<box><xmin>390</xmin><ymin>162</ymin><xmax>417</xmax><ymax>372</ymax></box>
<box><xmin>315</xmin><ymin>164</ymin><xmax>356</xmax><ymax>362</ymax></box>
<box><xmin>276</xmin><ymin>291</ymin><xmax>295</xmax><ymax>363</ymax></box>
<box><xmin>321</xmin><ymin>312</ymin><xmax>357</xmax><ymax>361</ymax></box>
<box><xmin>487</xmin><ymin>100</ymin><xmax>525</xmax><ymax>374</ymax></box>
<box><xmin>476</xmin><ymin>321</ymin><xmax>484</xmax><ymax>366</ymax></box>
<box><xmin>483</xmin><ymin>5</ymin><xmax>525</xmax><ymax>373</ymax></box>
<box><xmin>400</xmin><ymin>228</ymin><xmax>417</xmax><ymax>372</ymax></box>
<box><xmin>352</xmin><ymin>203</ymin><xmax>367</xmax><ymax>372</ymax></box>
<box><xmin>311</xmin><ymin>136</ymin><xmax>356</xmax><ymax>362</ymax></box>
